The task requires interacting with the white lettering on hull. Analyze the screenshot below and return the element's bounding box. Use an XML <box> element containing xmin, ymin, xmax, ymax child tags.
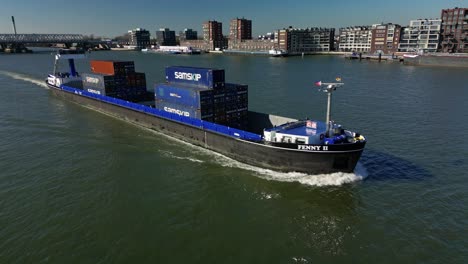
<box><xmin>297</xmin><ymin>145</ymin><xmax>329</xmax><ymax>151</ymax></box>
<box><xmin>163</xmin><ymin>106</ymin><xmax>190</xmax><ymax>117</ymax></box>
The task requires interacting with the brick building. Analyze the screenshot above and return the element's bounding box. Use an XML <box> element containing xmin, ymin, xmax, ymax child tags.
<box><xmin>439</xmin><ymin>7</ymin><xmax>468</xmax><ymax>53</ymax></box>
<box><xmin>229</xmin><ymin>18</ymin><xmax>252</xmax><ymax>41</ymax></box>
<box><xmin>370</xmin><ymin>23</ymin><xmax>402</xmax><ymax>54</ymax></box>
<box><xmin>202</xmin><ymin>20</ymin><xmax>226</xmax><ymax>50</ymax></box>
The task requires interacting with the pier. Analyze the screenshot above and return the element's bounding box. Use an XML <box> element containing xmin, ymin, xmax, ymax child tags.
<box><xmin>344</xmin><ymin>53</ymin><xmax>401</xmax><ymax>62</ymax></box>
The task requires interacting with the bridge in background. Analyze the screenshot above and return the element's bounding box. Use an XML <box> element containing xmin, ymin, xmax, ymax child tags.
<box><xmin>0</xmin><ymin>34</ymin><xmax>84</xmax><ymax>43</ymax></box>
<box><xmin>0</xmin><ymin>34</ymin><xmax>85</xmax><ymax>53</ymax></box>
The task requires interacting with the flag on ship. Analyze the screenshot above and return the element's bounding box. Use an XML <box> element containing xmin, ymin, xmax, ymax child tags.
<box><xmin>336</xmin><ymin>77</ymin><xmax>342</xmax><ymax>82</ymax></box>
<box><xmin>314</xmin><ymin>81</ymin><xmax>322</xmax><ymax>86</ymax></box>
<box><xmin>306</xmin><ymin>120</ymin><xmax>317</xmax><ymax>129</ymax></box>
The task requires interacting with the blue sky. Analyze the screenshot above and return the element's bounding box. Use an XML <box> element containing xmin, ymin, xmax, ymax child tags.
<box><xmin>0</xmin><ymin>0</ymin><xmax>465</xmax><ymax>37</ymax></box>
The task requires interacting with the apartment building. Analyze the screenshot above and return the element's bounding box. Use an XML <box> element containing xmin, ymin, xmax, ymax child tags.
<box><xmin>202</xmin><ymin>20</ymin><xmax>226</xmax><ymax>50</ymax></box>
<box><xmin>128</xmin><ymin>28</ymin><xmax>150</xmax><ymax>49</ymax></box>
<box><xmin>278</xmin><ymin>27</ymin><xmax>334</xmax><ymax>54</ymax></box>
<box><xmin>179</xmin><ymin>29</ymin><xmax>198</xmax><ymax>41</ymax></box>
<box><xmin>398</xmin><ymin>19</ymin><xmax>441</xmax><ymax>52</ymax></box>
<box><xmin>338</xmin><ymin>26</ymin><xmax>372</xmax><ymax>52</ymax></box>
<box><xmin>156</xmin><ymin>28</ymin><xmax>176</xmax><ymax>46</ymax></box>
<box><xmin>370</xmin><ymin>23</ymin><xmax>402</xmax><ymax>54</ymax></box>
<box><xmin>229</xmin><ymin>18</ymin><xmax>252</xmax><ymax>41</ymax></box>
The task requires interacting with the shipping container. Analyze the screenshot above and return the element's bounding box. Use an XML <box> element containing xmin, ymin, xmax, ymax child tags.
<box><xmin>213</xmin><ymin>115</ymin><xmax>226</xmax><ymax>124</ymax></box>
<box><xmin>127</xmin><ymin>72</ymin><xmax>146</xmax><ymax>82</ymax></box>
<box><xmin>127</xmin><ymin>72</ymin><xmax>146</xmax><ymax>87</ymax></box>
<box><xmin>155</xmin><ymin>83</ymin><xmax>213</xmax><ymax>108</ymax></box>
<box><xmin>82</xmin><ymin>72</ymin><xmax>146</xmax><ymax>101</ymax></box>
<box><xmin>225</xmin><ymin>121</ymin><xmax>248</xmax><ymax>130</ymax></box>
<box><xmin>212</xmin><ymin>89</ymin><xmax>226</xmax><ymax>96</ymax></box>
<box><xmin>226</xmin><ymin>83</ymin><xmax>248</xmax><ymax>92</ymax></box>
<box><xmin>90</xmin><ymin>60</ymin><xmax>135</xmax><ymax>76</ymax></box>
<box><xmin>165</xmin><ymin>66</ymin><xmax>225</xmax><ymax>89</ymax></box>
<box><xmin>155</xmin><ymin>99</ymin><xmax>213</xmax><ymax>116</ymax></box>
<box><xmin>213</xmin><ymin>106</ymin><xmax>226</xmax><ymax>115</ymax></box>
<box><xmin>225</xmin><ymin>103</ymin><xmax>246</xmax><ymax>112</ymax></box>
<box><xmin>226</xmin><ymin>110</ymin><xmax>248</xmax><ymax>118</ymax></box>
<box><xmin>154</xmin><ymin>101</ymin><xmax>213</xmax><ymax>120</ymax></box>
<box><xmin>225</xmin><ymin>95</ymin><xmax>248</xmax><ymax>103</ymax></box>
<box><xmin>82</xmin><ymin>73</ymin><xmax>118</xmax><ymax>90</ymax></box>
<box><xmin>82</xmin><ymin>86</ymin><xmax>144</xmax><ymax>100</ymax></box>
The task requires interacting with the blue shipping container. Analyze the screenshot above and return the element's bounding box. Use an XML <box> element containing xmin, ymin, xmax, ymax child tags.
<box><xmin>155</xmin><ymin>83</ymin><xmax>213</xmax><ymax>108</ymax></box>
<box><xmin>82</xmin><ymin>73</ymin><xmax>128</xmax><ymax>92</ymax></box>
<box><xmin>154</xmin><ymin>101</ymin><xmax>213</xmax><ymax>120</ymax></box>
<box><xmin>165</xmin><ymin>66</ymin><xmax>225</xmax><ymax>89</ymax></box>
<box><xmin>226</xmin><ymin>83</ymin><xmax>248</xmax><ymax>92</ymax></box>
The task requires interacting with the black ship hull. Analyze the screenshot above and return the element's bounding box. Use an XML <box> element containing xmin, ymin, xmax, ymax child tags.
<box><xmin>47</xmin><ymin>84</ymin><xmax>365</xmax><ymax>174</ymax></box>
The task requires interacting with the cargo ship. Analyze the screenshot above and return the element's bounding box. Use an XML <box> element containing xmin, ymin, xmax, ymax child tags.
<box><xmin>403</xmin><ymin>53</ymin><xmax>468</xmax><ymax>67</ymax></box>
<box><xmin>45</xmin><ymin>49</ymin><xmax>366</xmax><ymax>174</ymax></box>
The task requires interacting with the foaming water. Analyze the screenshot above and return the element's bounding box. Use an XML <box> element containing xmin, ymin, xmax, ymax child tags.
<box><xmin>0</xmin><ymin>70</ymin><xmax>49</xmax><ymax>89</ymax></box>
<box><xmin>141</xmin><ymin>125</ymin><xmax>367</xmax><ymax>187</ymax></box>
<box><xmin>159</xmin><ymin>150</ymin><xmax>205</xmax><ymax>163</ymax></box>
<box><xmin>212</xmin><ymin>152</ymin><xmax>368</xmax><ymax>187</ymax></box>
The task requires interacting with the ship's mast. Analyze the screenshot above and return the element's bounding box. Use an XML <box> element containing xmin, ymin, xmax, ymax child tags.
<box><xmin>317</xmin><ymin>82</ymin><xmax>344</xmax><ymax>135</ymax></box>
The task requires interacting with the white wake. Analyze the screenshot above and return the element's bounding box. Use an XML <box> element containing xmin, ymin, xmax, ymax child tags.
<box><xmin>210</xmin><ymin>151</ymin><xmax>368</xmax><ymax>187</ymax></box>
<box><xmin>0</xmin><ymin>70</ymin><xmax>49</xmax><ymax>89</ymax></box>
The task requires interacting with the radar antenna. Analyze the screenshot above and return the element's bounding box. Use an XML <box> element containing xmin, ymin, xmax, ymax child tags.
<box><xmin>315</xmin><ymin>81</ymin><xmax>344</xmax><ymax>135</ymax></box>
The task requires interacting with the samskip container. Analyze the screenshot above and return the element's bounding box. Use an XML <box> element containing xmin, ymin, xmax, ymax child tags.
<box><xmin>155</xmin><ymin>83</ymin><xmax>213</xmax><ymax>108</ymax></box>
<box><xmin>165</xmin><ymin>66</ymin><xmax>225</xmax><ymax>89</ymax></box>
<box><xmin>82</xmin><ymin>73</ymin><xmax>123</xmax><ymax>90</ymax></box>
<box><xmin>82</xmin><ymin>73</ymin><xmax>128</xmax><ymax>89</ymax></box>
<box><xmin>154</xmin><ymin>101</ymin><xmax>213</xmax><ymax>120</ymax></box>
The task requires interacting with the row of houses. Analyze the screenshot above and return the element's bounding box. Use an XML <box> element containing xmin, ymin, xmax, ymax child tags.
<box><xmin>338</xmin><ymin>20</ymin><xmax>441</xmax><ymax>54</ymax></box>
<box><xmin>285</xmin><ymin>7</ymin><xmax>466</xmax><ymax>54</ymax></box>
<box><xmin>127</xmin><ymin>7</ymin><xmax>467</xmax><ymax>54</ymax></box>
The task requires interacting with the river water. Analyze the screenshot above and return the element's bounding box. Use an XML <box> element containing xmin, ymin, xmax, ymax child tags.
<box><xmin>0</xmin><ymin>51</ymin><xmax>467</xmax><ymax>263</ymax></box>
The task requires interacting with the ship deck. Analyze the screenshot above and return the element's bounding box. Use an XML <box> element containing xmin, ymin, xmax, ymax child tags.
<box><xmin>265</xmin><ymin>120</ymin><xmax>327</xmax><ymax>136</ymax></box>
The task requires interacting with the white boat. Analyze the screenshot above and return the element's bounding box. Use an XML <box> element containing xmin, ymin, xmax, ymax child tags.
<box><xmin>269</xmin><ymin>49</ymin><xmax>288</xmax><ymax>57</ymax></box>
